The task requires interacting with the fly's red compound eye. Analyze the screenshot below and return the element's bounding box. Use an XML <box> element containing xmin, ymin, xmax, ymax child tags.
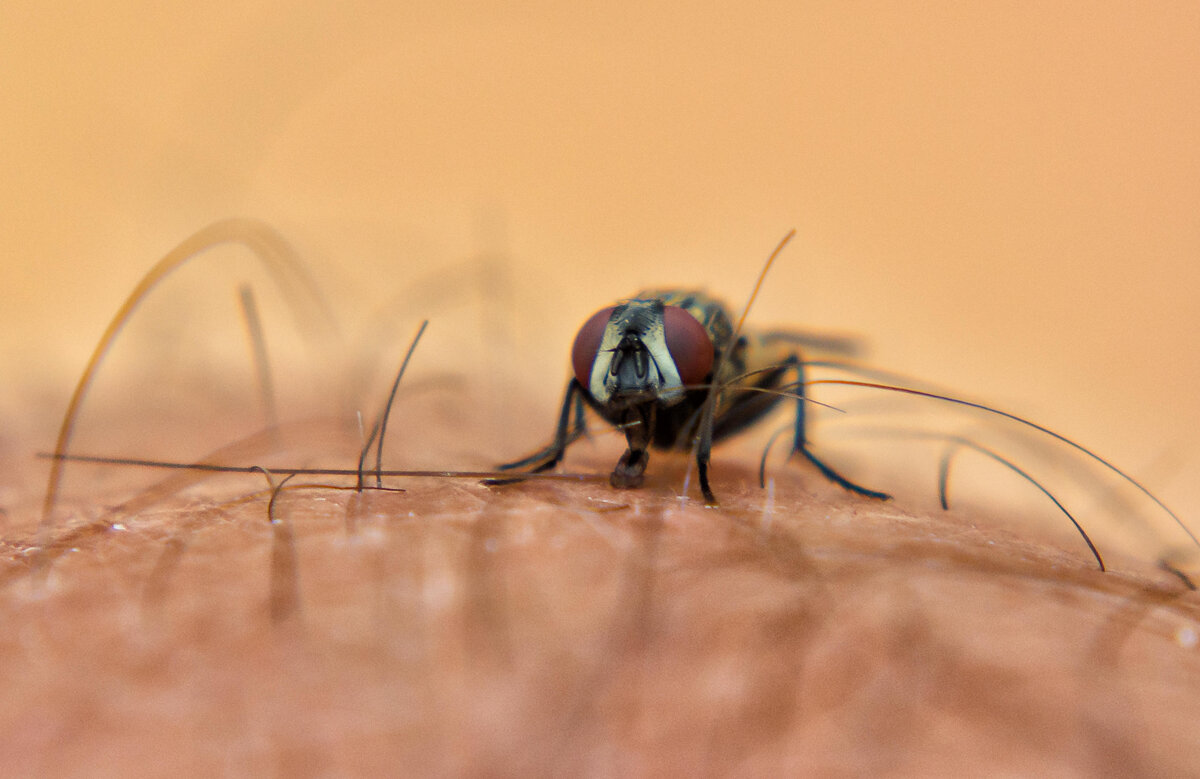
<box><xmin>571</xmin><ymin>306</ymin><xmax>616</xmax><ymax>387</ymax></box>
<box><xmin>662</xmin><ymin>305</ymin><xmax>714</xmax><ymax>385</ymax></box>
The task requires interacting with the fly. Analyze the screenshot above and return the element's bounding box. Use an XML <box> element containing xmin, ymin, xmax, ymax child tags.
<box><xmin>497</xmin><ymin>232</ymin><xmax>888</xmax><ymax>505</ymax></box>
<box><xmin>498</xmin><ymin>287</ymin><xmax>890</xmax><ymax>505</ymax></box>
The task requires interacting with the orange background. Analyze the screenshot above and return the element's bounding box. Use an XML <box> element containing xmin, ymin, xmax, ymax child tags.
<box><xmin>2</xmin><ymin>2</ymin><xmax>1197</xmax><ymax>521</ymax></box>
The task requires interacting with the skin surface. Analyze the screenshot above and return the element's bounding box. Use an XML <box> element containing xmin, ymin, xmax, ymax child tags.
<box><xmin>2</xmin><ymin>3</ymin><xmax>1198</xmax><ymax>774</ymax></box>
<box><xmin>2</xmin><ymin>391</ymin><xmax>1198</xmax><ymax>776</ymax></box>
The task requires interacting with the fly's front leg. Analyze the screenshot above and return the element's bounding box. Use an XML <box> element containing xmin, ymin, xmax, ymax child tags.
<box><xmin>497</xmin><ymin>378</ymin><xmax>588</xmax><ymax>474</ymax></box>
<box><xmin>610</xmin><ymin>403</ymin><xmax>655</xmax><ymax>489</ymax></box>
<box><xmin>695</xmin><ymin>398</ymin><xmax>717</xmax><ymax>504</ymax></box>
<box><xmin>790</xmin><ymin>356</ymin><xmax>892</xmax><ymax>500</ymax></box>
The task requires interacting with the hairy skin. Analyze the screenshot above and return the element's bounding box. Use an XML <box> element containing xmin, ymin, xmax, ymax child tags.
<box><xmin>4</xmin><ymin>2</ymin><xmax>1198</xmax><ymax>773</ymax></box>
<box><xmin>1</xmin><ymin>401</ymin><xmax>1198</xmax><ymax>776</ymax></box>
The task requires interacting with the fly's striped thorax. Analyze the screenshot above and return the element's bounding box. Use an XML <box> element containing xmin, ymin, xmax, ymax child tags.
<box><xmin>633</xmin><ymin>289</ymin><xmax>734</xmax><ymax>372</ymax></box>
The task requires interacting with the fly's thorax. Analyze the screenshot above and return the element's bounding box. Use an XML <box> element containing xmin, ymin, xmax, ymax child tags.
<box><xmin>570</xmin><ymin>291</ymin><xmax>724</xmax><ymax>409</ymax></box>
<box><xmin>636</xmin><ymin>289</ymin><xmax>736</xmax><ymax>357</ymax></box>
<box><xmin>638</xmin><ymin>289</ymin><xmax>746</xmax><ymax>397</ymax></box>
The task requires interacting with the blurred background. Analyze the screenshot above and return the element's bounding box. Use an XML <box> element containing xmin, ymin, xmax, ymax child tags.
<box><xmin>1</xmin><ymin>2</ymin><xmax>1197</xmax><ymax>532</ymax></box>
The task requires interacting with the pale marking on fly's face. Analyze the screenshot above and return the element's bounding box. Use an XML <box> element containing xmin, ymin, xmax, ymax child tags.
<box><xmin>589</xmin><ymin>303</ymin><xmax>686</xmax><ymax>407</ymax></box>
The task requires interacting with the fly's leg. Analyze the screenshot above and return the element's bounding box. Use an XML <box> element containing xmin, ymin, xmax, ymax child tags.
<box><xmin>790</xmin><ymin>356</ymin><xmax>892</xmax><ymax>500</ymax></box>
<box><xmin>611</xmin><ymin>403</ymin><xmax>655</xmax><ymax>489</ymax></box>
<box><xmin>497</xmin><ymin>379</ymin><xmax>588</xmax><ymax>473</ymax></box>
<box><xmin>692</xmin><ymin>397</ymin><xmax>717</xmax><ymax>504</ymax></box>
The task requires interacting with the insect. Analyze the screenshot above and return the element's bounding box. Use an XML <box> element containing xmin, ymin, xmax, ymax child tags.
<box><xmin>495</xmin><ymin>230</ymin><xmax>888</xmax><ymax>505</ymax></box>
<box><xmin>496</xmin><ymin>286</ymin><xmax>887</xmax><ymax>506</ymax></box>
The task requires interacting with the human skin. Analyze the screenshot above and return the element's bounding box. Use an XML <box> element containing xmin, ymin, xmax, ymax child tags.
<box><xmin>2</xmin><ymin>394</ymin><xmax>1198</xmax><ymax>776</ymax></box>
<box><xmin>3</xmin><ymin>2</ymin><xmax>1198</xmax><ymax>773</ymax></box>
<box><xmin>1</xmin><ymin>221</ymin><xmax>1195</xmax><ymax>775</ymax></box>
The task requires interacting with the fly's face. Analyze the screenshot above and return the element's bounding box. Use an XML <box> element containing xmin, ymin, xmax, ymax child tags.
<box><xmin>571</xmin><ymin>297</ymin><xmax>716</xmax><ymax>409</ymax></box>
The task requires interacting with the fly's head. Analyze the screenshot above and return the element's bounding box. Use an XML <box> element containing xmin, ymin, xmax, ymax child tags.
<box><xmin>571</xmin><ymin>298</ymin><xmax>714</xmax><ymax>409</ymax></box>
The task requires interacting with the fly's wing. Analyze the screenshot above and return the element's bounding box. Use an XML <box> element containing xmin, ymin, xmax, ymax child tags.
<box><xmin>758</xmin><ymin>329</ymin><xmax>867</xmax><ymax>359</ymax></box>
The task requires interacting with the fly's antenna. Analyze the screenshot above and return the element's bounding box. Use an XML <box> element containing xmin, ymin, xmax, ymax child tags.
<box><xmin>807</xmin><ymin>378</ymin><xmax>1200</xmax><ymax>552</ymax></box>
<box><xmin>40</xmin><ymin>219</ymin><xmax>341</xmax><ymax>536</ymax></box>
<box><xmin>356</xmin><ymin>320</ymin><xmax>429</xmax><ymax>490</ymax></box>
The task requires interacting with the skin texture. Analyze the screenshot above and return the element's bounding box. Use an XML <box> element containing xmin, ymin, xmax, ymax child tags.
<box><xmin>2</xmin><ymin>391</ymin><xmax>1198</xmax><ymax>776</ymax></box>
<box><xmin>2</xmin><ymin>5</ymin><xmax>1198</xmax><ymax>774</ymax></box>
